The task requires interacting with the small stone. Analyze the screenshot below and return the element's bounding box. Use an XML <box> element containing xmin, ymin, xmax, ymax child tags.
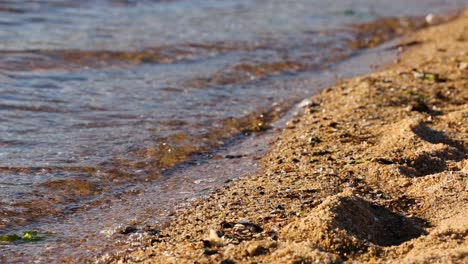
<box><xmin>375</xmin><ymin>157</ymin><xmax>394</xmax><ymax>165</ymax></box>
<box><xmin>238</xmin><ymin>218</ymin><xmax>251</xmax><ymax>225</ymax></box>
<box><xmin>203</xmin><ymin>248</ymin><xmax>217</xmax><ymax>255</ymax></box>
<box><xmin>425</xmin><ymin>13</ymin><xmax>435</xmax><ymax>24</ymax></box>
<box><xmin>298</xmin><ymin>98</ymin><xmax>312</xmax><ymax>108</ymax></box>
<box><xmin>119</xmin><ymin>226</ymin><xmax>137</xmax><ymax>235</ymax></box>
<box><xmin>285</xmin><ymin>121</ymin><xmax>296</xmax><ymax>129</ymax></box>
<box><xmin>205</xmin><ymin>229</ymin><xmax>223</xmax><ymax>247</ymax></box>
<box><xmin>233</xmin><ymin>224</ymin><xmax>246</xmax><ymax>232</ymax></box>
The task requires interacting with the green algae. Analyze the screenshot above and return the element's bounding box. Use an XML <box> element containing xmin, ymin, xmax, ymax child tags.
<box><xmin>0</xmin><ymin>231</ymin><xmax>47</xmax><ymax>243</ymax></box>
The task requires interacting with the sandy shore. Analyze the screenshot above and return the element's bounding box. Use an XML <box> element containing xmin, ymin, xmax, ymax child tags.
<box><xmin>113</xmin><ymin>10</ymin><xmax>467</xmax><ymax>264</ymax></box>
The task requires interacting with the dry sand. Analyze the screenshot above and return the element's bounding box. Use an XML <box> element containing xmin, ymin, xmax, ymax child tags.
<box><xmin>113</xmin><ymin>9</ymin><xmax>467</xmax><ymax>264</ymax></box>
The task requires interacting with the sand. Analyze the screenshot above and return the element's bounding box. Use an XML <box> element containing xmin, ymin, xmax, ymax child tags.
<box><xmin>111</xmin><ymin>9</ymin><xmax>467</xmax><ymax>264</ymax></box>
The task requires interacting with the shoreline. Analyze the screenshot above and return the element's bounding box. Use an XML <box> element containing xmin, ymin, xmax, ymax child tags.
<box><xmin>114</xmin><ymin>9</ymin><xmax>468</xmax><ymax>264</ymax></box>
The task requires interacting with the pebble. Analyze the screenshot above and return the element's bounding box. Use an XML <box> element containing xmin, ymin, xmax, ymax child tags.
<box><xmin>206</xmin><ymin>229</ymin><xmax>223</xmax><ymax>246</ymax></box>
<box><xmin>233</xmin><ymin>224</ymin><xmax>246</xmax><ymax>232</ymax></box>
<box><xmin>425</xmin><ymin>13</ymin><xmax>435</xmax><ymax>24</ymax></box>
<box><xmin>238</xmin><ymin>218</ymin><xmax>251</xmax><ymax>225</ymax></box>
<box><xmin>203</xmin><ymin>248</ymin><xmax>217</xmax><ymax>255</ymax></box>
<box><xmin>119</xmin><ymin>226</ymin><xmax>138</xmax><ymax>235</ymax></box>
<box><xmin>298</xmin><ymin>98</ymin><xmax>312</xmax><ymax>108</ymax></box>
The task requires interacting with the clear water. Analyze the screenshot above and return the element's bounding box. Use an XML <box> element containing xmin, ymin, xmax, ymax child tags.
<box><xmin>0</xmin><ymin>0</ymin><xmax>465</xmax><ymax>262</ymax></box>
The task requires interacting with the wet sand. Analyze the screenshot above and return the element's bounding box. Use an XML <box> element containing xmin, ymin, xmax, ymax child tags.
<box><xmin>113</xmin><ymin>10</ymin><xmax>467</xmax><ymax>264</ymax></box>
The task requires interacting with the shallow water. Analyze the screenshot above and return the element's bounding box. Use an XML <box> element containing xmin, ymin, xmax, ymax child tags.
<box><xmin>0</xmin><ymin>0</ymin><xmax>465</xmax><ymax>262</ymax></box>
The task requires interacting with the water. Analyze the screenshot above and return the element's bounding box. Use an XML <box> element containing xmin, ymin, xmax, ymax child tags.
<box><xmin>0</xmin><ymin>0</ymin><xmax>465</xmax><ymax>262</ymax></box>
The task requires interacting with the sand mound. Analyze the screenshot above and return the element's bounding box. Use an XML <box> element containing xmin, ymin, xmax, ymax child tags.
<box><xmin>282</xmin><ymin>189</ymin><xmax>426</xmax><ymax>258</ymax></box>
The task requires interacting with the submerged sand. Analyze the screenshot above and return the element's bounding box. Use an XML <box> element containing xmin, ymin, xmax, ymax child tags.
<box><xmin>113</xmin><ymin>10</ymin><xmax>467</xmax><ymax>264</ymax></box>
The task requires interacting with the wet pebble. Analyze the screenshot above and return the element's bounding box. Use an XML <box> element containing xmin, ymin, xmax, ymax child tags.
<box><xmin>118</xmin><ymin>226</ymin><xmax>138</xmax><ymax>235</ymax></box>
<box><xmin>298</xmin><ymin>98</ymin><xmax>312</xmax><ymax>108</ymax></box>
